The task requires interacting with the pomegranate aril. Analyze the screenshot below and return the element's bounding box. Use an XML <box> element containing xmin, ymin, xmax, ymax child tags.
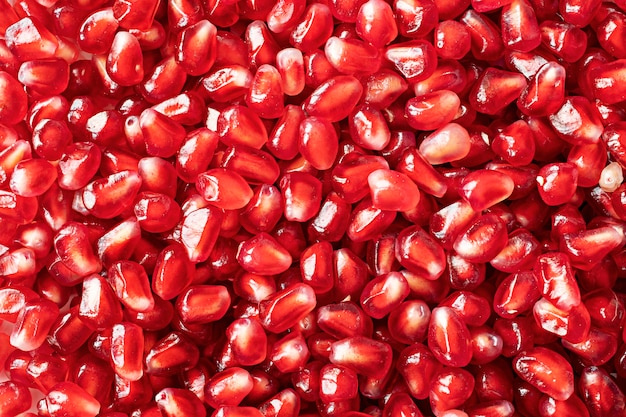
<box><xmin>6</xmin><ymin>16</ymin><xmax>58</xmax><ymax>61</ymax></box>
<box><xmin>428</xmin><ymin>306</ymin><xmax>473</xmax><ymax>367</ymax></box>
<box><xmin>460</xmin><ymin>10</ymin><xmax>504</xmax><ymax>61</ymax></box>
<box><xmin>175</xmin><ymin>285</ymin><xmax>230</xmax><ymax>325</ymax></box>
<box><xmin>0</xmin><ymin>380</ymin><xmax>32</xmax><ymax>416</ymax></box>
<box><xmin>205</xmin><ymin>367</ymin><xmax>254</xmax><ymax>408</ymax></box>
<box><xmin>200</xmin><ymin>65</ymin><xmax>253</xmax><ymax>103</ymax></box>
<box><xmin>329</xmin><ymin>336</ymin><xmax>392</xmax><ymax>379</ymax></box>
<box><xmin>44</xmin><ymin>382</ymin><xmax>101</xmax><ymax>417</ymax></box>
<box><xmin>360</xmin><ymin>272</ymin><xmax>409</xmax><ymax>319</ymax></box>
<box><xmin>549</xmin><ymin>96</ymin><xmax>604</xmax><ymax>146</ymax></box>
<box><xmin>579</xmin><ymin>365</ymin><xmax>626</xmax><ymax>417</ymax></box>
<box><xmin>155</xmin><ymin>387</ymin><xmax>206</xmax><ymax>417</ymax></box>
<box><xmin>78</xmin><ymin>274</ymin><xmax>123</xmax><ymax>330</ymax></box>
<box><xmin>324</xmin><ymin>36</ymin><xmax>381</xmax><ymax>76</ymax></box>
<box><xmin>152</xmin><ymin>243</ymin><xmax>194</xmax><ymax>301</ymax></box>
<box><xmin>469</xmin><ymin>68</ymin><xmax>527</xmax><ymax>115</ymax></box>
<box><xmin>107</xmin><ymin>260</ymin><xmax>154</xmax><ymax>312</ymax></box>
<box><xmin>96</xmin><ymin>217</ymin><xmax>142</xmax><ymax>267</ymax></box>
<box><xmin>109</xmin><ymin>322</ymin><xmax>144</xmax><ymax>381</ymax></box>
<box><xmin>434</xmin><ymin>20</ymin><xmax>471</xmax><ymax>59</ymax></box>
<box><xmin>367</xmin><ymin>169</ymin><xmax>420</xmax><ymax>212</ymax></box>
<box><xmin>53</xmin><ymin>222</ymin><xmax>101</xmax><ymax>278</ymax></box>
<box><xmin>47</xmin><ymin>307</ymin><xmax>94</xmax><ymax>355</ymax></box>
<box><xmin>139</xmin><ymin>56</ymin><xmax>187</xmax><ymax>104</ymax></box>
<box><xmin>303</xmin><ymin>75</ymin><xmax>363</xmax><ymax>122</ymax></box>
<box><xmin>513</xmin><ymin>347</ymin><xmax>574</xmax><ymax>401</ymax></box>
<box><xmin>144</xmin><ymin>331</ymin><xmax>199</xmax><ymax>376</ymax></box>
<box><xmin>10</xmin><ymin>298</ymin><xmax>59</xmax><ymax>353</ymax></box>
<box><xmin>418</xmin><ymin>123</ymin><xmax>471</xmax><ymax>164</ymax></box>
<box><xmin>429</xmin><ymin>367</ymin><xmax>475</xmax><ymax>416</ymax></box>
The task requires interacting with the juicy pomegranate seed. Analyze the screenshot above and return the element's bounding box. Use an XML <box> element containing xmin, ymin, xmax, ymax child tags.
<box><xmin>513</xmin><ymin>347</ymin><xmax>575</xmax><ymax>401</ymax></box>
<box><xmin>145</xmin><ymin>332</ymin><xmax>200</xmax><ymax>376</ymax></box>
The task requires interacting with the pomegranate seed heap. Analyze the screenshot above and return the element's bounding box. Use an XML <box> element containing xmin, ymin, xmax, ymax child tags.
<box><xmin>3</xmin><ymin>0</ymin><xmax>626</xmax><ymax>416</ymax></box>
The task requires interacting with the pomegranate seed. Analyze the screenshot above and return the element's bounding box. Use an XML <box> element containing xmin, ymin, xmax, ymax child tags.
<box><xmin>579</xmin><ymin>366</ymin><xmax>626</xmax><ymax>416</ymax></box>
<box><xmin>360</xmin><ymin>272</ymin><xmax>410</xmax><ymax>319</ymax></box>
<box><xmin>428</xmin><ymin>306</ymin><xmax>473</xmax><ymax>367</ymax></box>
<box><xmin>44</xmin><ymin>382</ymin><xmax>101</xmax><ymax>417</ymax></box>
<box><xmin>0</xmin><ymin>380</ymin><xmax>32</xmax><ymax>416</ymax></box>
<box><xmin>259</xmin><ymin>283</ymin><xmax>316</xmax><ymax>333</ymax></box>
<box><xmin>534</xmin><ymin>252</ymin><xmax>581</xmax><ymax>312</ymax></box>
<box><xmin>303</xmin><ymin>75</ymin><xmax>363</xmax><ymax>122</ymax></box>
<box><xmin>6</xmin><ymin>17</ymin><xmax>58</xmax><ymax>61</ymax></box>
<box><xmin>156</xmin><ymin>387</ymin><xmax>206</xmax><ymax>417</ymax></box>
<box><xmin>549</xmin><ymin>96</ymin><xmax>603</xmax><ymax>146</ymax></box>
<box><xmin>145</xmin><ymin>332</ymin><xmax>199</xmax><ymax>376</ymax></box>
<box><xmin>108</xmin><ymin>260</ymin><xmax>154</xmax><ymax>312</ymax></box>
<box><xmin>152</xmin><ymin>243</ymin><xmax>194</xmax><ymax>301</ymax></box>
<box><xmin>329</xmin><ymin>336</ymin><xmax>392</xmax><ymax>379</ymax></box>
<box><xmin>434</xmin><ymin>20</ymin><xmax>471</xmax><ymax>59</ymax></box>
<box><xmin>430</xmin><ymin>367</ymin><xmax>475</xmax><ymax>416</ymax></box>
<box><xmin>367</xmin><ymin>169</ymin><xmax>420</xmax><ymax>212</ymax></box>
<box><xmin>418</xmin><ymin>123</ymin><xmax>472</xmax><ymax>164</ymax></box>
<box><xmin>11</xmin><ymin>298</ymin><xmax>59</xmax><ymax>351</ymax></box>
<box><xmin>460</xmin><ymin>9</ymin><xmax>505</xmax><ymax>61</ymax></box>
<box><xmin>469</xmin><ymin>68</ymin><xmax>527</xmax><ymax>115</ymax></box>
<box><xmin>205</xmin><ymin>367</ymin><xmax>254</xmax><ymax>408</ymax></box>
<box><xmin>513</xmin><ymin>347</ymin><xmax>575</xmax><ymax>401</ymax></box>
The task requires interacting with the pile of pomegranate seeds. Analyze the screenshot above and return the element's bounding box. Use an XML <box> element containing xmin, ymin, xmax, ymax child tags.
<box><xmin>3</xmin><ymin>0</ymin><xmax>626</xmax><ymax>416</ymax></box>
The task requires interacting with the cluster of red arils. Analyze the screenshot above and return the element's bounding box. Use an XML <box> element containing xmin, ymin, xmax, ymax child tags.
<box><xmin>2</xmin><ymin>0</ymin><xmax>626</xmax><ymax>415</ymax></box>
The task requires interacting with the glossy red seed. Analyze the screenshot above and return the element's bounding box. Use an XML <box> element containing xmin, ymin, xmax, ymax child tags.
<box><xmin>108</xmin><ymin>260</ymin><xmax>154</xmax><ymax>312</ymax></box>
<box><xmin>513</xmin><ymin>347</ymin><xmax>574</xmax><ymax>401</ymax></box>
<box><xmin>434</xmin><ymin>20</ymin><xmax>471</xmax><ymax>59</ymax></box>
<box><xmin>329</xmin><ymin>336</ymin><xmax>392</xmax><ymax>379</ymax></box>
<box><xmin>419</xmin><ymin>123</ymin><xmax>472</xmax><ymax>164</ymax></box>
<box><xmin>205</xmin><ymin>367</ymin><xmax>254</xmax><ymax>408</ymax></box>
<box><xmin>367</xmin><ymin>169</ymin><xmax>420</xmax><ymax>212</ymax></box>
<box><xmin>579</xmin><ymin>366</ymin><xmax>626</xmax><ymax>417</ymax></box>
<box><xmin>110</xmin><ymin>322</ymin><xmax>144</xmax><ymax>381</ymax></box>
<box><xmin>152</xmin><ymin>243</ymin><xmax>194</xmax><ymax>301</ymax></box>
<box><xmin>280</xmin><ymin>172</ymin><xmax>323</xmax><ymax>222</ymax></box>
<box><xmin>176</xmin><ymin>285</ymin><xmax>231</xmax><ymax>325</ymax></box>
<box><xmin>11</xmin><ymin>298</ymin><xmax>59</xmax><ymax>351</ymax></box>
<box><xmin>536</xmin><ymin>162</ymin><xmax>578</xmax><ymax>206</ymax></box>
<box><xmin>534</xmin><ymin>252</ymin><xmax>581</xmax><ymax>312</ymax></box>
<box><xmin>0</xmin><ymin>71</ymin><xmax>27</xmax><ymax>126</ymax></box>
<box><xmin>355</xmin><ymin>0</ymin><xmax>397</xmax><ymax>47</ymax></box>
<box><xmin>106</xmin><ymin>31</ymin><xmax>143</xmax><ymax>86</ymax></box>
<box><xmin>0</xmin><ymin>380</ymin><xmax>32</xmax><ymax>416</ymax></box>
<box><xmin>82</xmin><ymin>170</ymin><xmax>142</xmax><ymax>219</ymax></box>
<box><xmin>549</xmin><ymin>96</ymin><xmax>603</xmax><ymax>146</ymax></box>
<box><xmin>430</xmin><ymin>367</ymin><xmax>475</xmax><ymax>416</ymax></box>
<box><xmin>303</xmin><ymin>75</ymin><xmax>363</xmax><ymax>122</ymax></box>
<box><xmin>501</xmin><ymin>0</ymin><xmax>541</xmax><ymax>52</ymax></box>
<box><xmin>259</xmin><ymin>283</ymin><xmax>316</xmax><ymax>333</ymax></box>
<box><xmin>428</xmin><ymin>306</ymin><xmax>473</xmax><ymax>367</ymax></box>
<box><xmin>396</xmin><ymin>225</ymin><xmax>446</xmax><ymax>280</ymax></box>
<box><xmin>299</xmin><ymin>116</ymin><xmax>338</xmax><ymax>170</ymax></box>
<box><xmin>79</xmin><ymin>274</ymin><xmax>123</xmax><ymax>330</ymax></box>
<box><xmin>460</xmin><ymin>9</ymin><xmax>505</xmax><ymax>61</ymax></box>
<box><xmin>145</xmin><ymin>332</ymin><xmax>199</xmax><ymax>376</ymax></box>
<box><xmin>360</xmin><ymin>272</ymin><xmax>410</xmax><ymax>319</ymax></box>
<box><xmin>44</xmin><ymin>382</ymin><xmax>101</xmax><ymax>417</ymax></box>
<box><xmin>6</xmin><ymin>17</ymin><xmax>58</xmax><ymax>61</ymax></box>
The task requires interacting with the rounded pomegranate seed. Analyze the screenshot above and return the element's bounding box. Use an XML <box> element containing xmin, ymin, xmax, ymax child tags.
<box><xmin>367</xmin><ymin>169</ymin><xmax>420</xmax><ymax>212</ymax></box>
<box><xmin>513</xmin><ymin>347</ymin><xmax>574</xmax><ymax>401</ymax></box>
